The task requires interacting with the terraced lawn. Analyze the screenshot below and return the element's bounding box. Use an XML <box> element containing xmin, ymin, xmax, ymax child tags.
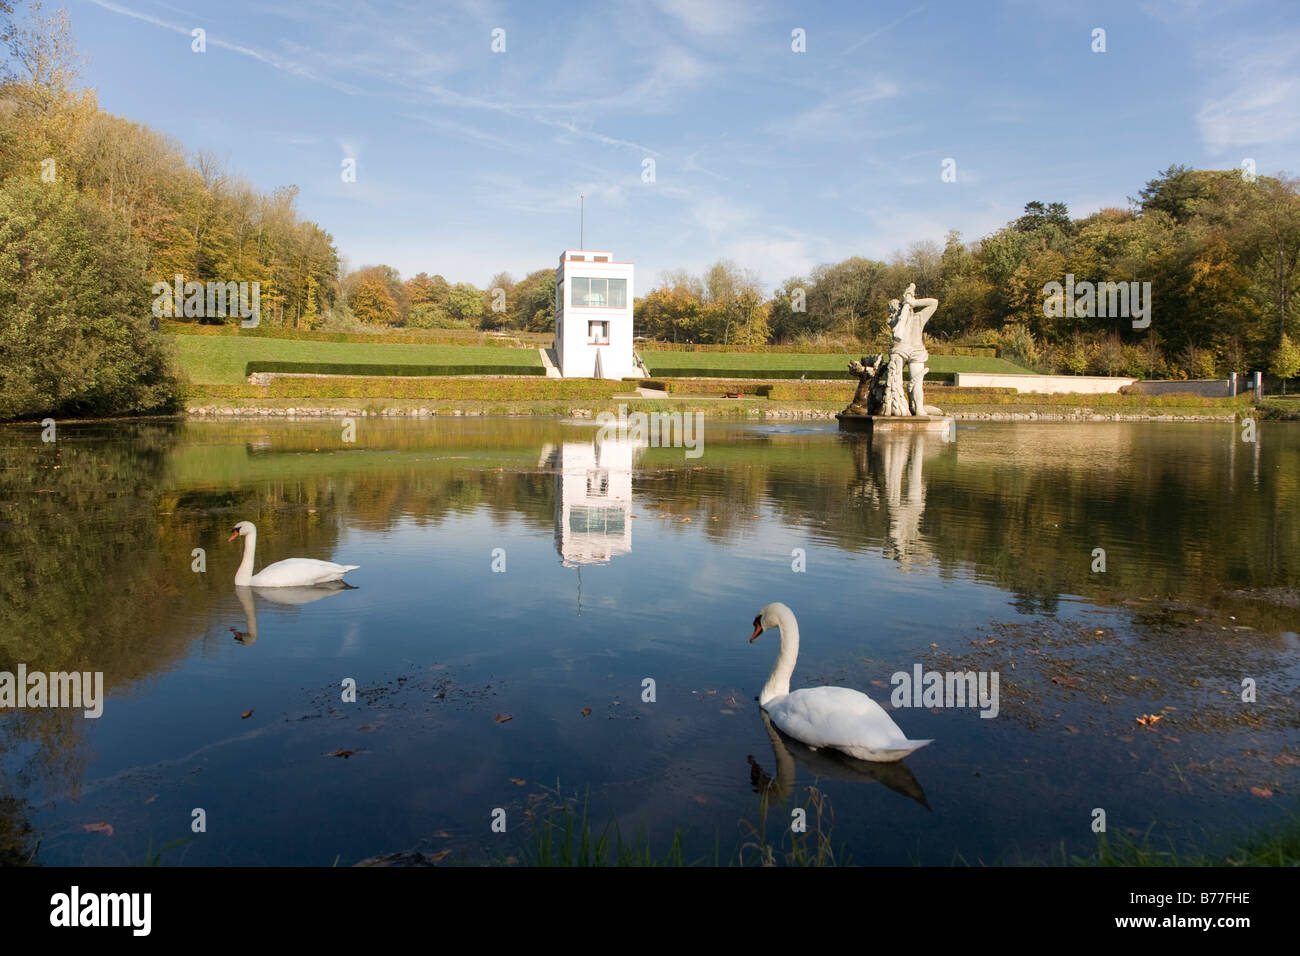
<box><xmin>171</xmin><ymin>335</ymin><xmax>543</xmax><ymax>384</ymax></box>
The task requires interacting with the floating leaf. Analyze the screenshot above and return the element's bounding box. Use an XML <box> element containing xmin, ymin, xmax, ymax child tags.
<box><xmin>82</xmin><ymin>822</ymin><xmax>114</xmax><ymax>837</ymax></box>
<box><xmin>429</xmin><ymin>849</ymin><xmax>453</xmax><ymax>862</ymax></box>
<box><xmin>241</xmin><ymin>710</ymin><xmax>253</xmax><ymax>719</ymax></box>
<box><xmin>1065</xmin><ymin>725</ymin><xmax>1081</xmax><ymax>734</ymax></box>
<box><xmin>1250</xmin><ymin>786</ymin><xmax>1274</xmax><ymax>799</ymax></box>
<box><xmin>144</xmin><ymin>794</ymin><xmax>158</xmax><ymax>805</ymax></box>
<box><xmin>580</xmin><ymin>707</ymin><xmax>592</xmax><ymax>716</ymax></box>
<box><xmin>494</xmin><ymin>713</ymin><xmax>513</xmax><ymax>723</ymax></box>
<box><xmin>1136</xmin><ymin>714</ymin><xmax>1163</xmax><ymax>726</ymax></box>
<box><xmin>325</xmin><ymin>748</ymin><xmax>360</xmax><ymax>758</ymax></box>
<box><xmin>509</xmin><ymin>778</ymin><xmax>526</xmax><ymax>786</ymax></box>
<box><xmin>1273</xmin><ymin>753</ymin><xmax>1300</xmax><ymax>767</ymax></box>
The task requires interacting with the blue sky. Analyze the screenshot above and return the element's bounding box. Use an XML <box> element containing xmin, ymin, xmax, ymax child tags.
<box><xmin>71</xmin><ymin>0</ymin><xmax>1300</xmax><ymax>290</ymax></box>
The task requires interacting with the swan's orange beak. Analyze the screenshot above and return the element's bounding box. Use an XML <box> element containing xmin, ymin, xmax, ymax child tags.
<box><xmin>227</xmin><ymin>529</ymin><xmax>240</xmax><ymax>542</ymax></box>
<box><xmin>750</xmin><ymin>621</ymin><xmax>763</xmax><ymax>642</ymax></box>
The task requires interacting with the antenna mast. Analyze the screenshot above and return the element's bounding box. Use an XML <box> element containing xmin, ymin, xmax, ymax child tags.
<box><xmin>579</xmin><ymin>194</ymin><xmax>584</xmax><ymax>249</ymax></box>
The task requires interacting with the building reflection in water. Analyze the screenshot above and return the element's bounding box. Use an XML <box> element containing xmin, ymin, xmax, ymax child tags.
<box><xmin>540</xmin><ymin>432</ymin><xmax>646</xmax><ymax>568</ymax></box>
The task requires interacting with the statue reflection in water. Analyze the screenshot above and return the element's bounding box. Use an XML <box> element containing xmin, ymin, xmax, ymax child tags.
<box><xmin>846</xmin><ymin>428</ymin><xmax>953</xmax><ymax>570</ymax></box>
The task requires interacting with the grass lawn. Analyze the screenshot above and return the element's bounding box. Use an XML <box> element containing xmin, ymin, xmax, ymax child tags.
<box><xmin>642</xmin><ymin>350</ymin><xmax>1031</xmax><ymax>376</ymax></box>
<box><xmin>171</xmin><ymin>335</ymin><xmax>543</xmax><ymax>384</ymax></box>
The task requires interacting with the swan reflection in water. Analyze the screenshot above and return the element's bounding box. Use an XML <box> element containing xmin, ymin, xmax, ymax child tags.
<box><xmin>231</xmin><ymin>583</ymin><xmax>353</xmax><ymax>645</ymax></box>
<box><xmin>748</xmin><ymin>710</ymin><xmax>931</xmax><ymax>810</ymax></box>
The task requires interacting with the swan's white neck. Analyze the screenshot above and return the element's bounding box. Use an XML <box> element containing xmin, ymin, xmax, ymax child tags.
<box><xmin>760</xmin><ymin>606</ymin><xmax>800</xmax><ymax>706</ymax></box>
<box><xmin>234</xmin><ymin>527</ymin><xmax>257</xmax><ymax>586</ymax></box>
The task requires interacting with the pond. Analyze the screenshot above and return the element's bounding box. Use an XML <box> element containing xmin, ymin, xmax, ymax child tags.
<box><xmin>1</xmin><ymin>417</ymin><xmax>1297</xmax><ymax>865</ymax></box>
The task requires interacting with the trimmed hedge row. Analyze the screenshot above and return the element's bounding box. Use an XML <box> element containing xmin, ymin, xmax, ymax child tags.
<box><xmin>165</xmin><ymin>321</ymin><xmax>547</xmax><ymax>348</ymax></box>
<box><xmin>649</xmin><ymin>367</ymin><xmax>854</xmax><ymax>380</ymax></box>
<box><xmin>245</xmin><ymin>361</ymin><xmax>546</xmax><ymax>378</ymax></box>
<box><xmin>646</xmin><ymin>367</ymin><xmax>958</xmax><ymax>385</ymax></box>
<box><xmin>639</xmin><ymin>341</ymin><xmax>998</xmax><ymax>357</ymax></box>
<box><xmin>190</xmin><ymin>378</ymin><xmax>620</xmax><ymax>401</ymax></box>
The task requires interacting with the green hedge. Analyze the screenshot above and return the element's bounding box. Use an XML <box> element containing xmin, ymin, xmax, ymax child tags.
<box><xmin>164</xmin><ymin>321</ymin><xmax>548</xmax><ymax>348</ymax></box>
<box><xmin>189</xmin><ymin>378</ymin><xmax>619</xmax><ymax>401</ymax></box>
<box><xmin>638</xmin><ymin>341</ymin><xmax>997</xmax><ymax>357</ymax></box>
<box><xmin>650</xmin><ymin>367</ymin><xmax>853</xmax><ymax>380</ymax></box>
<box><xmin>245</xmin><ymin>361</ymin><xmax>545</xmax><ymax>378</ymax></box>
<box><xmin>647</xmin><ymin>367</ymin><xmax>956</xmax><ymax>384</ymax></box>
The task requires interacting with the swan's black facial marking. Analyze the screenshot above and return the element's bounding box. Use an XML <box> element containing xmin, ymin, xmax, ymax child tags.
<box><xmin>750</xmin><ymin>615</ymin><xmax>764</xmax><ymax>642</ymax></box>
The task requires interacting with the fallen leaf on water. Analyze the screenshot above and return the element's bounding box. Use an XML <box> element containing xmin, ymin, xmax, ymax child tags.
<box><xmin>1273</xmin><ymin>753</ymin><xmax>1300</xmax><ymax>767</ymax></box>
<box><xmin>720</xmin><ymin>709</ymin><xmax>735</xmax><ymax>715</ymax></box>
<box><xmin>144</xmin><ymin>795</ymin><xmax>158</xmax><ymax>805</ymax></box>
<box><xmin>82</xmin><ymin>823</ymin><xmax>113</xmax><ymax>836</ymax></box>
<box><xmin>580</xmin><ymin>707</ymin><xmax>592</xmax><ymax>716</ymax></box>
<box><xmin>871</xmin><ymin>680</ymin><xmax>888</xmax><ymax>688</ymax></box>
<box><xmin>970</xmin><ymin>639</ymin><xmax>997</xmax><ymax>645</ymax></box>
<box><xmin>494</xmin><ymin>713</ymin><xmax>513</xmax><ymax>723</ymax></box>
<box><xmin>1136</xmin><ymin>714</ymin><xmax>1163</xmax><ymax>726</ymax></box>
<box><xmin>527</xmin><ymin>793</ymin><xmax>547</xmax><ymax>804</ymax></box>
<box><xmin>325</xmin><ymin>748</ymin><xmax>361</xmax><ymax>758</ymax></box>
<box><xmin>241</xmin><ymin>710</ymin><xmax>253</xmax><ymax>719</ymax></box>
<box><xmin>1051</xmin><ymin>676</ymin><xmax>1080</xmax><ymax>687</ymax></box>
<box><xmin>429</xmin><ymin>849</ymin><xmax>453</xmax><ymax>863</ymax></box>
<box><xmin>681</xmin><ymin>517</ymin><xmax>691</xmax><ymax>522</ymax></box>
<box><xmin>1065</xmin><ymin>725</ymin><xmax>1080</xmax><ymax>734</ymax></box>
<box><xmin>509</xmin><ymin>778</ymin><xmax>526</xmax><ymax>786</ymax></box>
<box><xmin>1250</xmin><ymin>786</ymin><xmax>1274</xmax><ymax>799</ymax></box>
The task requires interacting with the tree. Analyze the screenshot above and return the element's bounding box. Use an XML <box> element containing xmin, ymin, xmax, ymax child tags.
<box><xmin>348</xmin><ymin>274</ymin><xmax>399</xmax><ymax>325</ymax></box>
<box><xmin>0</xmin><ymin>177</ymin><xmax>178</xmax><ymax>418</ymax></box>
<box><xmin>446</xmin><ymin>282</ymin><xmax>485</xmax><ymax>325</ymax></box>
<box><xmin>1271</xmin><ymin>333</ymin><xmax>1300</xmax><ymax>394</ymax></box>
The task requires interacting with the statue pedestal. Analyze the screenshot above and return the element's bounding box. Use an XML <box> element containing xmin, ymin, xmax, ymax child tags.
<box><xmin>835</xmin><ymin>413</ymin><xmax>954</xmax><ymax>435</ymax></box>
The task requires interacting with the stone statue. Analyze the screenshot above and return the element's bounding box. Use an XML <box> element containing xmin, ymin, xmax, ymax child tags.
<box><xmin>841</xmin><ymin>283</ymin><xmax>943</xmax><ymax>418</ymax></box>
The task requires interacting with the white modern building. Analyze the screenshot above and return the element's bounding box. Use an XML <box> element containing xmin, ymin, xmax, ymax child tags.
<box><xmin>554</xmin><ymin>249</ymin><xmax>639</xmax><ymax>379</ymax></box>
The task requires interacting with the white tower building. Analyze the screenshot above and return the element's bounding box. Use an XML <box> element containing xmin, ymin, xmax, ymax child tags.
<box><xmin>554</xmin><ymin>250</ymin><xmax>639</xmax><ymax>379</ymax></box>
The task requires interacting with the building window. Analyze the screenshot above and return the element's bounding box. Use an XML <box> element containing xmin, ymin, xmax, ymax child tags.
<box><xmin>593</xmin><ymin>255</ymin><xmax>608</xmax><ymax>262</ymax></box>
<box><xmin>571</xmin><ymin>276</ymin><xmax>627</xmax><ymax>308</ymax></box>
<box><xmin>588</xmin><ymin>320</ymin><xmax>609</xmax><ymax>344</ymax></box>
<box><xmin>569</xmin><ymin>254</ymin><xmax>585</xmax><ymax>261</ymax></box>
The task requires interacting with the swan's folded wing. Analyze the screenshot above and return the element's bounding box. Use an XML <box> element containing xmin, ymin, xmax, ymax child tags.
<box><xmin>769</xmin><ymin>687</ymin><xmax>914</xmax><ymax>753</ymax></box>
<box><xmin>254</xmin><ymin>558</ymin><xmax>358</xmax><ymax>587</ymax></box>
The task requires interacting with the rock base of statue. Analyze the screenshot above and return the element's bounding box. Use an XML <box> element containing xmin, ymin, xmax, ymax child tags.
<box><xmin>835</xmin><ymin>413</ymin><xmax>954</xmax><ymax>435</ymax></box>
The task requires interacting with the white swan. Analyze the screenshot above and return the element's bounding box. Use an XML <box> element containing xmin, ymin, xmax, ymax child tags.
<box><xmin>228</xmin><ymin>521</ymin><xmax>359</xmax><ymax>587</ymax></box>
<box><xmin>750</xmin><ymin>602</ymin><xmax>932</xmax><ymax>762</ymax></box>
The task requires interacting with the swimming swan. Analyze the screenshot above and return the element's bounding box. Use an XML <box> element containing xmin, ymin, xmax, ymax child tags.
<box><xmin>228</xmin><ymin>520</ymin><xmax>359</xmax><ymax>587</ymax></box>
<box><xmin>750</xmin><ymin>602</ymin><xmax>932</xmax><ymax>762</ymax></box>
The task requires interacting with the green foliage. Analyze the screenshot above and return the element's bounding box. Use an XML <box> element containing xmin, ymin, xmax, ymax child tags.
<box><xmin>191</xmin><ymin>377</ymin><xmax>618</xmax><ymax>401</ymax></box>
<box><xmin>245</xmin><ymin>361</ymin><xmax>546</xmax><ymax>378</ymax></box>
<box><xmin>1270</xmin><ymin>333</ymin><xmax>1300</xmax><ymax>382</ymax></box>
<box><xmin>0</xmin><ymin>177</ymin><xmax>179</xmax><ymax>419</ymax></box>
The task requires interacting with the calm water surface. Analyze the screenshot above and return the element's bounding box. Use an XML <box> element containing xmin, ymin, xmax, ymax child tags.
<box><xmin>1</xmin><ymin>418</ymin><xmax>1297</xmax><ymax>865</ymax></box>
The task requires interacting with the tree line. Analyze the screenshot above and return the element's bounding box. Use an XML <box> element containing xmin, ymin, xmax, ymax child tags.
<box><xmin>3</xmin><ymin>0</ymin><xmax>1296</xmax><ymax>422</ymax></box>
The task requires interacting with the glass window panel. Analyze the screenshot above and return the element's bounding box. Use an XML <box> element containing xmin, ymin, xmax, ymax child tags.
<box><xmin>570</xmin><ymin>276</ymin><xmax>589</xmax><ymax>306</ymax></box>
<box><xmin>588</xmin><ymin>278</ymin><xmax>607</xmax><ymax>307</ymax></box>
<box><xmin>607</xmin><ymin>278</ymin><xmax>626</xmax><ymax>308</ymax></box>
